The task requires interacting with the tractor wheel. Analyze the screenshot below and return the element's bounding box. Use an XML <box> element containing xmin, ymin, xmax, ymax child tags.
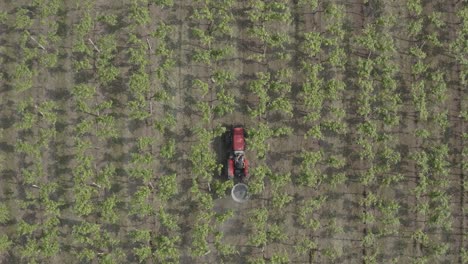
<box><xmin>225</xmin><ymin>131</ymin><xmax>232</xmax><ymax>146</ymax></box>
<box><xmin>227</xmin><ymin>160</ymin><xmax>234</xmax><ymax>180</ymax></box>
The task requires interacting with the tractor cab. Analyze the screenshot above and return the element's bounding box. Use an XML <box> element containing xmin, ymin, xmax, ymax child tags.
<box><xmin>234</xmin><ymin>152</ymin><xmax>245</xmax><ymax>169</ymax></box>
<box><xmin>226</xmin><ymin>126</ymin><xmax>249</xmax><ymax>181</ymax></box>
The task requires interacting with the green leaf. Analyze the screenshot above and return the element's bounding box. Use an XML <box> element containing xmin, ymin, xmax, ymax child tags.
<box><xmin>0</xmin><ymin>203</ymin><xmax>10</xmax><ymax>224</ymax></box>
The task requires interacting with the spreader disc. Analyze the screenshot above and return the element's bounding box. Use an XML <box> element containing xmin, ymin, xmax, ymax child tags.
<box><xmin>231</xmin><ymin>183</ymin><xmax>249</xmax><ymax>203</ymax></box>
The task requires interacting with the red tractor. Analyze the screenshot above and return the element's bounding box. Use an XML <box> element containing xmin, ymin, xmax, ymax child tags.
<box><xmin>225</xmin><ymin>125</ymin><xmax>249</xmax><ymax>181</ymax></box>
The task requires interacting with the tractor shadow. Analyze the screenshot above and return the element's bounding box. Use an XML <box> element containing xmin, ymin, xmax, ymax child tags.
<box><xmin>213</xmin><ymin>124</ymin><xmax>231</xmax><ymax>183</ymax></box>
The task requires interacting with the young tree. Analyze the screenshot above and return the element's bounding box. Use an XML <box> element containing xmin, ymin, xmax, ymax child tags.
<box><xmin>301</xmin><ymin>32</ymin><xmax>322</xmax><ymax>57</ymax></box>
<box><xmin>267</xmin><ymin>223</ymin><xmax>287</xmax><ymax>242</ymax></box>
<box><xmin>96</xmin><ymin>115</ymin><xmax>118</xmax><ymax>139</ymax></box>
<box><xmin>212</xmin><ymin>70</ymin><xmax>235</xmax><ymax>87</ymax></box>
<box><xmin>247</xmin><ymin>123</ymin><xmax>274</xmax><ymax>159</ymax></box>
<box><xmin>212</xmin><ymin>179</ymin><xmax>233</xmax><ymax>198</ymax></box>
<box><xmin>134</xmin><ymin>246</ymin><xmax>152</xmax><ymax>263</ymax></box>
<box><xmin>157</xmin><ymin>173</ymin><xmax>178</xmax><ymax>201</ymax></box>
<box><xmin>130</xmin><ymin>186</ymin><xmax>153</xmax><ymax>217</ymax></box>
<box><xmin>40</xmin><ymin>229</ymin><xmax>60</xmax><ymax>257</ymax></box>
<box><xmin>195</xmin><ymin>101</ymin><xmax>212</xmax><ymax>123</ymax></box>
<box><xmin>215</xmin><ymin>210</ymin><xmax>234</xmax><ymax>224</ymax></box>
<box><xmin>327</xmin><ymin>155</ymin><xmax>346</xmax><ymax>169</ymax></box>
<box><xmin>0</xmin><ymin>235</ymin><xmax>12</xmax><ymax>254</ymax></box>
<box><xmin>73</xmin><ymin>189</ymin><xmax>94</xmax><ymax>216</ymax></box>
<box><xmin>270</xmin><ymin>251</ymin><xmax>289</xmax><ymax>264</ymax></box>
<box><xmin>130</xmin><ymin>229</ymin><xmax>151</xmax><ymax>244</ymax></box>
<box><xmin>14</xmin><ymin>8</ymin><xmax>32</xmax><ymax>29</ymax></box>
<box><xmin>129</xmin><ymin>1</ymin><xmax>150</xmax><ymax>25</ymax></box>
<box><xmin>213</xmin><ymin>89</ymin><xmax>236</xmax><ymax>117</ymax></box>
<box><xmin>298</xmin><ymin>149</ymin><xmax>323</xmax><ymax>186</ymax></box>
<box><xmin>160</xmin><ymin>139</ymin><xmax>176</xmax><ymax>159</ymax></box>
<box><xmin>0</xmin><ymin>203</ymin><xmax>10</xmax><ymax>224</ymax></box>
<box><xmin>248</xmin><ymin>256</ymin><xmax>266</xmax><ymax>264</ymax></box>
<box><xmin>158</xmin><ymin>207</ymin><xmax>179</xmax><ymax>231</ymax></box>
<box><xmin>294</xmin><ymin>236</ymin><xmax>317</xmax><ymax>255</ymax></box>
<box><xmin>248</xmin><ymin>229</ymin><xmax>267</xmax><ymax>248</ymax></box>
<box><xmin>13</xmin><ymin>63</ymin><xmax>35</xmax><ymax>92</ymax></box>
<box><xmin>95</xmin><ymin>164</ymin><xmax>115</xmax><ymax>190</ymax></box>
<box><xmin>101</xmin><ymin>195</ymin><xmax>118</xmax><ymax>224</ymax></box>
<box><xmin>407</xmin><ymin>0</ymin><xmax>422</xmax><ymax>16</ymax></box>
<box><xmin>214</xmin><ymin>231</ymin><xmax>238</xmax><ymax>256</ymax></box>
<box><xmin>98</xmin><ymin>14</ymin><xmax>118</xmax><ymax>26</ymax></box>
<box><xmin>298</xmin><ymin>196</ymin><xmax>326</xmax><ymax>229</ymax></box>
<box><xmin>272</xmin><ymin>192</ymin><xmax>293</xmax><ymax>209</ymax></box>
<box><xmin>328</xmin><ymin>172</ymin><xmax>346</xmax><ymax>187</ymax></box>
<box><xmin>19</xmin><ymin>238</ymin><xmax>41</xmax><ymax>261</ymax></box>
<box><xmin>461</xmin><ymin>248</ymin><xmax>468</xmax><ymax>264</ymax></box>
<box><xmin>248</xmin><ymin>164</ymin><xmax>270</xmax><ymax>194</ymax></box>
<box><xmin>154</xmin><ymin>113</ymin><xmax>177</xmax><ymax>133</ymax></box>
<box><xmin>269</xmin><ymin>172</ymin><xmax>291</xmax><ymax>191</ymax></box>
<box><xmin>153</xmin><ymin>236</ymin><xmax>180</xmax><ymax>264</ymax></box>
<box><xmin>191</xmin><ymin>222</ymin><xmax>210</xmax><ymax>256</ymax></box>
<box><xmin>0</xmin><ymin>11</ymin><xmax>7</xmax><ymax>24</ymax></box>
<box><xmin>193</xmin><ymin>79</ymin><xmax>209</xmax><ymax>96</ymax></box>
